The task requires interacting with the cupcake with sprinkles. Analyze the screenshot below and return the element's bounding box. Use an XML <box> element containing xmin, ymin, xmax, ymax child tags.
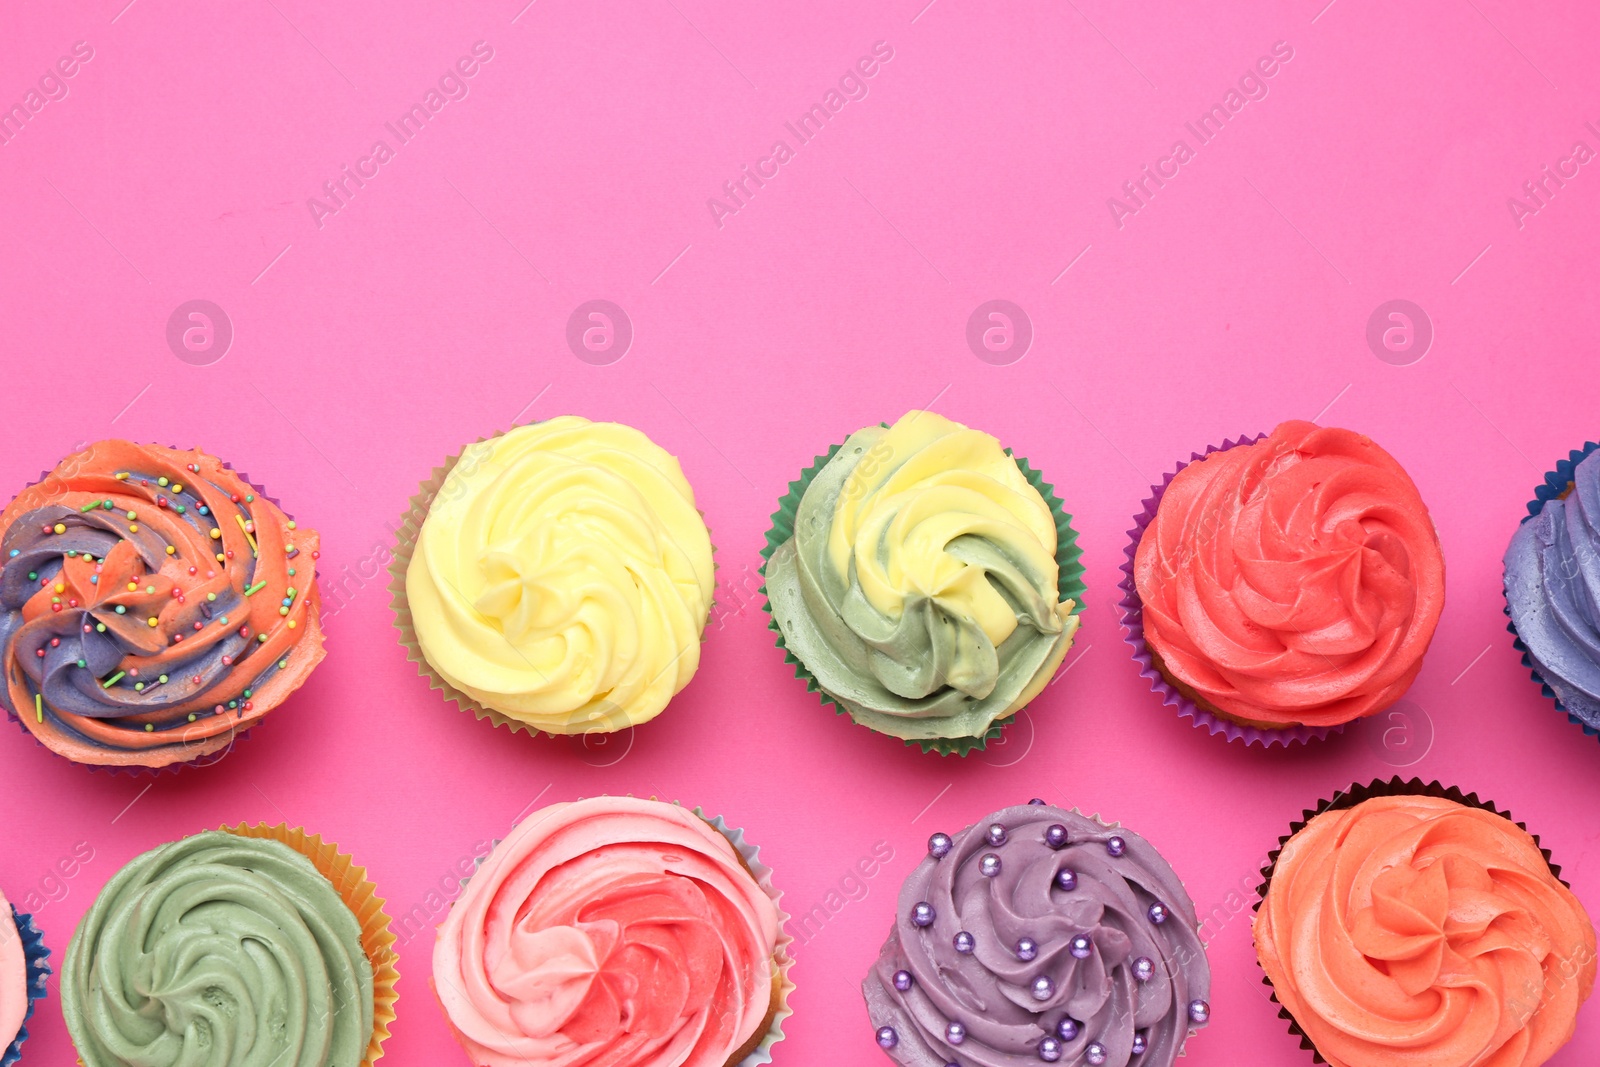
<box><xmin>864</xmin><ymin>800</ymin><xmax>1211</xmax><ymax>1066</ymax></box>
<box><xmin>0</xmin><ymin>441</ymin><xmax>324</xmax><ymax>771</ymax></box>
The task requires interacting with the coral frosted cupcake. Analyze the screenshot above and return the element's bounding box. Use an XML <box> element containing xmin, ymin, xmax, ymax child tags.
<box><xmin>1254</xmin><ymin>781</ymin><xmax>1595</xmax><ymax>1067</ymax></box>
<box><xmin>0</xmin><ymin>441</ymin><xmax>324</xmax><ymax>770</ymax></box>
<box><xmin>1504</xmin><ymin>441</ymin><xmax>1600</xmax><ymax>734</ymax></box>
<box><xmin>1125</xmin><ymin>421</ymin><xmax>1443</xmax><ymax>742</ymax></box>
<box><xmin>62</xmin><ymin>826</ymin><xmax>397</xmax><ymax>1067</ymax></box>
<box><xmin>2</xmin><ymin>889</ymin><xmax>50</xmax><ymax>1067</ymax></box>
<box><xmin>864</xmin><ymin>801</ymin><xmax>1211</xmax><ymax>1065</ymax></box>
<box><xmin>763</xmin><ymin>411</ymin><xmax>1084</xmax><ymax>754</ymax></box>
<box><xmin>394</xmin><ymin>418</ymin><xmax>715</xmax><ymax>736</ymax></box>
<box><xmin>433</xmin><ymin>796</ymin><xmax>789</xmax><ymax>1067</ymax></box>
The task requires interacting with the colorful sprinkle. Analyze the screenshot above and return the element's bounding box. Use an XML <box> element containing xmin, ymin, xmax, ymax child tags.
<box><xmin>114</xmin><ymin>605</ymin><xmax>126</xmax><ymax>614</ymax></box>
<box><xmin>114</xmin><ymin>472</ymin><xmax>129</xmax><ymax>480</ymax></box>
<box><xmin>80</xmin><ymin>502</ymin><xmax>98</xmax><ymax>512</ymax></box>
<box><xmin>144</xmin><ymin>723</ymin><xmax>154</xmax><ymax>732</ymax></box>
<box><xmin>166</xmin><ymin>545</ymin><xmax>176</xmax><ymax>555</ymax></box>
<box><xmin>244</xmin><ymin>581</ymin><xmax>267</xmax><ymax>597</ymax></box>
<box><xmin>102</xmin><ymin>671</ymin><xmax>125</xmax><ymax>688</ymax></box>
<box><xmin>35</xmin><ymin>694</ymin><xmax>42</xmax><ymax>723</ymax></box>
<box><xmin>236</xmin><ymin>514</ymin><xmax>259</xmax><ymax>555</ymax></box>
<box><xmin>158</xmin><ymin>477</ymin><xmax>169</xmax><ymax>487</ymax></box>
<box><xmin>52</xmin><ymin>523</ymin><xmax>65</xmax><ymax>534</ymax></box>
<box><xmin>209</xmin><ymin>528</ymin><xmax>222</xmax><ymax>540</ymax></box>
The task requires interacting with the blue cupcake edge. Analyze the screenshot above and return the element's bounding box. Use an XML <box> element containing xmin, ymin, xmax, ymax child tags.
<box><xmin>3</xmin><ymin>905</ymin><xmax>50</xmax><ymax>1067</ymax></box>
<box><xmin>1506</xmin><ymin>440</ymin><xmax>1600</xmax><ymax>742</ymax></box>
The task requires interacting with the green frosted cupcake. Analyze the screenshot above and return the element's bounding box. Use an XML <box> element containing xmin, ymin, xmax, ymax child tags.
<box><xmin>762</xmin><ymin>410</ymin><xmax>1084</xmax><ymax>755</ymax></box>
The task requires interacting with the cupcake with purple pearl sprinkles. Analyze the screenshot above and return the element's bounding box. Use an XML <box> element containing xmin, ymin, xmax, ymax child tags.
<box><xmin>864</xmin><ymin>801</ymin><xmax>1210</xmax><ymax>1067</ymax></box>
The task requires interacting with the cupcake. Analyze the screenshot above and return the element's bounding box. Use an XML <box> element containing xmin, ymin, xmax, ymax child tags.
<box><xmin>393</xmin><ymin>417</ymin><xmax>715</xmax><ymax>736</ymax></box>
<box><xmin>1254</xmin><ymin>781</ymin><xmax>1595</xmax><ymax>1067</ymax></box>
<box><xmin>864</xmin><ymin>801</ymin><xmax>1211</xmax><ymax>1065</ymax></box>
<box><xmin>1504</xmin><ymin>441</ymin><xmax>1600</xmax><ymax>734</ymax></box>
<box><xmin>762</xmin><ymin>411</ymin><xmax>1084</xmax><ymax>755</ymax></box>
<box><xmin>1125</xmin><ymin>421</ymin><xmax>1444</xmax><ymax>742</ymax></box>
<box><xmin>433</xmin><ymin>795</ymin><xmax>790</xmax><ymax>1067</ymax></box>
<box><xmin>0</xmin><ymin>440</ymin><xmax>324</xmax><ymax>770</ymax></box>
<box><xmin>62</xmin><ymin>826</ymin><xmax>398</xmax><ymax>1067</ymax></box>
<box><xmin>2</xmin><ymin>890</ymin><xmax>50</xmax><ymax>1067</ymax></box>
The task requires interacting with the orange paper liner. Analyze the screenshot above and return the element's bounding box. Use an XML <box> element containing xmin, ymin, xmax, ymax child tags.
<box><xmin>220</xmin><ymin>822</ymin><xmax>399</xmax><ymax>1067</ymax></box>
<box><xmin>386</xmin><ymin>426</ymin><xmax>716</xmax><ymax>740</ymax></box>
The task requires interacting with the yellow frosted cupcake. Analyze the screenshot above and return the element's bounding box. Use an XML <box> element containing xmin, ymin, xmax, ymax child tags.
<box><xmin>394</xmin><ymin>417</ymin><xmax>715</xmax><ymax>736</ymax></box>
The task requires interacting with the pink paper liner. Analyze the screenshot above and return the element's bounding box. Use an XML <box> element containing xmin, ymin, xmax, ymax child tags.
<box><xmin>0</xmin><ymin>447</ymin><xmax>319</xmax><ymax>776</ymax></box>
<box><xmin>1118</xmin><ymin>433</ymin><xmax>1342</xmax><ymax>748</ymax></box>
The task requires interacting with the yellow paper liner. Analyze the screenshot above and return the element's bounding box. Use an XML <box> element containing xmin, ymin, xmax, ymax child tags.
<box><xmin>386</xmin><ymin>425</ymin><xmax>717</xmax><ymax>740</ymax></box>
<box><xmin>220</xmin><ymin>822</ymin><xmax>399</xmax><ymax>1067</ymax></box>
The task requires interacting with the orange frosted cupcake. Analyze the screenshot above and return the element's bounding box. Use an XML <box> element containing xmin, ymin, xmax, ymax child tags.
<box><xmin>0</xmin><ymin>441</ymin><xmax>324</xmax><ymax>770</ymax></box>
<box><xmin>1254</xmin><ymin>781</ymin><xmax>1595</xmax><ymax>1066</ymax></box>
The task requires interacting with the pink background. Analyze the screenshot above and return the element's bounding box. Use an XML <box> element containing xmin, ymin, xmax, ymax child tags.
<box><xmin>3</xmin><ymin>0</ymin><xmax>1600</xmax><ymax>1062</ymax></box>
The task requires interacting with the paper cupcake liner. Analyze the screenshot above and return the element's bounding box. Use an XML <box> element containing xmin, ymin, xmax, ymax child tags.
<box><xmin>1251</xmin><ymin>778</ymin><xmax>1567</xmax><ymax>1065</ymax></box>
<box><xmin>220</xmin><ymin>822</ymin><xmax>398</xmax><ymax>1067</ymax></box>
<box><xmin>1504</xmin><ymin>440</ymin><xmax>1600</xmax><ymax>741</ymax></box>
<box><xmin>759</xmin><ymin>432</ymin><xmax>1086</xmax><ymax>757</ymax></box>
<box><xmin>1</xmin><ymin>450</ymin><xmax>321</xmax><ymax>776</ymax></box>
<box><xmin>2</xmin><ymin>906</ymin><xmax>50</xmax><ymax>1067</ymax></box>
<box><xmin>388</xmin><ymin>427</ymin><xmax>717</xmax><ymax>741</ymax></box>
<box><xmin>443</xmin><ymin>798</ymin><xmax>793</xmax><ymax>1067</ymax></box>
<box><xmin>1119</xmin><ymin>433</ymin><xmax>1341</xmax><ymax>748</ymax></box>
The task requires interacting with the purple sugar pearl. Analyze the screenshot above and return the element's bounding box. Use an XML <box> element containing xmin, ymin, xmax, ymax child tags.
<box><xmin>929</xmin><ymin>832</ymin><xmax>953</xmax><ymax>859</ymax></box>
<box><xmin>986</xmin><ymin>823</ymin><xmax>1009</xmax><ymax>847</ymax></box>
<box><xmin>1132</xmin><ymin>1031</ymin><xmax>1148</xmax><ymax>1055</ymax></box>
<box><xmin>1029</xmin><ymin>797</ymin><xmax>1046</xmax><ymax>805</ymax></box>
<box><xmin>946</xmin><ymin>1021</ymin><xmax>966</xmax><ymax>1045</ymax></box>
<box><xmin>1086</xmin><ymin>1042</ymin><xmax>1108</xmax><ymax>1065</ymax></box>
<box><xmin>912</xmin><ymin>902</ymin><xmax>936</xmax><ymax>927</ymax></box>
<box><xmin>1016</xmin><ymin>936</ymin><xmax>1039</xmax><ymax>962</ymax></box>
<box><xmin>1044</xmin><ymin>824</ymin><xmax>1069</xmax><ymax>850</ymax></box>
<box><xmin>979</xmin><ymin>853</ymin><xmax>1003</xmax><ymax>878</ymax></box>
<box><xmin>1055</xmin><ymin>868</ymin><xmax>1078</xmax><ymax>892</ymax></box>
<box><xmin>1106</xmin><ymin>836</ymin><xmax>1127</xmax><ymax>857</ymax></box>
<box><xmin>1132</xmin><ymin>956</ymin><xmax>1155</xmax><ymax>982</ymax></box>
<box><xmin>1069</xmin><ymin>935</ymin><xmax>1092</xmax><ymax>959</ymax></box>
<box><xmin>1189</xmin><ymin>999</ymin><xmax>1211</xmax><ymax>1025</ymax></box>
<box><xmin>1037</xmin><ymin>1036</ymin><xmax>1063</xmax><ymax>1062</ymax></box>
<box><xmin>1031</xmin><ymin>975</ymin><xmax>1055</xmax><ymax>1001</ymax></box>
<box><xmin>1056</xmin><ymin>1017</ymin><xmax>1080</xmax><ymax>1041</ymax></box>
<box><xmin>1148</xmin><ymin>902</ymin><xmax>1168</xmax><ymax>925</ymax></box>
<box><xmin>893</xmin><ymin>969</ymin><xmax>914</xmax><ymax>992</ymax></box>
<box><xmin>876</xmin><ymin>1026</ymin><xmax>899</xmax><ymax>1049</ymax></box>
<box><xmin>954</xmin><ymin>931</ymin><xmax>975</xmax><ymax>954</ymax></box>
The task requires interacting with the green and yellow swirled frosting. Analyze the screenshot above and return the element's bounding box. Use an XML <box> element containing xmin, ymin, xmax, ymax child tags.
<box><xmin>765</xmin><ymin>412</ymin><xmax>1079</xmax><ymax>743</ymax></box>
<box><xmin>62</xmin><ymin>831</ymin><xmax>374</xmax><ymax>1067</ymax></box>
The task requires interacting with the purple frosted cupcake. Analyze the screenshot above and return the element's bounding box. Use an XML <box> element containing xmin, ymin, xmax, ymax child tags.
<box><xmin>863</xmin><ymin>801</ymin><xmax>1211</xmax><ymax>1065</ymax></box>
<box><xmin>1504</xmin><ymin>441</ymin><xmax>1600</xmax><ymax>734</ymax></box>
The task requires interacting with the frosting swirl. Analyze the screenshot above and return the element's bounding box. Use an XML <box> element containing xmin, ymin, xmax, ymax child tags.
<box><xmin>1505</xmin><ymin>447</ymin><xmax>1600</xmax><ymax>727</ymax></box>
<box><xmin>864</xmin><ymin>803</ymin><xmax>1210</xmax><ymax>1067</ymax></box>
<box><xmin>405</xmin><ymin>418</ymin><xmax>714</xmax><ymax>733</ymax></box>
<box><xmin>0</xmin><ymin>441</ymin><xmax>323</xmax><ymax>767</ymax></box>
<box><xmin>1133</xmin><ymin>421</ymin><xmax>1443</xmax><ymax>728</ymax></box>
<box><xmin>1255</xmin><ymin>794</ymin><xmax>1595</xmax><ymax>1067</ymax></box>
<box><xmin>765</xmin><ymin>412</ymin><xmax>1079</xmax><ymax>742</ymax></box>
<box><xmin>1</xmin><ymin>894</ymin><xmax>26</xmax><ymax>1055</ymax></box>
<box><xmin>62</xmin><ymin>831</ymin><xmax>375</xmax><ymax>1067</ymax></box>
<box><xmin>433</xmin><ymin>796</ymin><xmax>781</xmax><ymax>1067</ymax></box>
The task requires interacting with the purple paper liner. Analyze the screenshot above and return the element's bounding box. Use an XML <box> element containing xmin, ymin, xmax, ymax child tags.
<box><xmin>1119</xmin><ymin>433</ymin><xmax>1340</xmax><ymax>748</ymax></box>
<box><xmin>0</xmin><ymin>445</ymin><xmax>315</xmax><ymax>776</ymax></box>
<box><xmin>2</xmin><ymin>905</ymin><xmax>51</xmax><ymax>1067</ymax></box>
<box><xmin>1503</xmin><ymin>440</ymin><xmax>1600</xmax><ymax>742</ymax></box>
<box><xmin>1251</xmin><ymin>777</ymin><xmax>1568</xmax><ymax>1065</ymax></box>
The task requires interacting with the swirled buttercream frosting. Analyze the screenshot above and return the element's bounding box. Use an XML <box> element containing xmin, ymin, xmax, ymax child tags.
<box><xmin>1255</xmin><ymin>793</ymin><xmax>1595</xmax><ymax>1067</ymax></box>
<box><xmin>405</xmin><ymin>418</ymin><xmax>714</xmax><ymax>733</ymax></box>
<box><xmin>433</xmin><ymin>796</ymin><xmax>782</xmax><ymax>1067</ymax></box>
<box><xmin>1505</xmin><ymin>447</ymin><xmax>1600</xmax><ymax>727</ymax></box>
<box><xmin>1</xmin><ymin>892</ymin><xmax>26</xmax><ymax>1055</ymax></box>
<box><xmin>62</xmin><ymin>831</ymin><xmax>375</xmax><ymax>1067</ymax></box>
<box><xmin>864</xmin><ymin>803</ymin><xmax>1211</xmax><ymax>1066</ymax></box>
<box><xmin>765</xmin><ymin>412</ymin><xmax>1079</xmax><ymax>743</ymax></box>
<box><xmin>0</xmin><ymin>441</ymin><xmax>324</xmax><ymax>768</ymax></box>
<box><xmin>1133</xmin><ymin>421</ymin><xmax>1443</xmax><ymax>728</ymax></box>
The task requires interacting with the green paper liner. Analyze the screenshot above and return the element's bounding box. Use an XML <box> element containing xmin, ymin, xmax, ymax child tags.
<box><xmin>760</xmin><ymin>428</ymin><xmax>1086</xmax><ymax>756</ymax></box>
<box><xmin>1251</xmin><ymin>778</ymin><xmax>1574</xmax><ymax>1065</ymax></box>
<box><xmin>439</xmin><ymin>796</ymin><xmax>792</xmax><ymax>1067</ymax></box>
<box><xmin>388</xmin><ymin>426</ymin><xmax>716</xmax><ymax>740</ymax></box>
